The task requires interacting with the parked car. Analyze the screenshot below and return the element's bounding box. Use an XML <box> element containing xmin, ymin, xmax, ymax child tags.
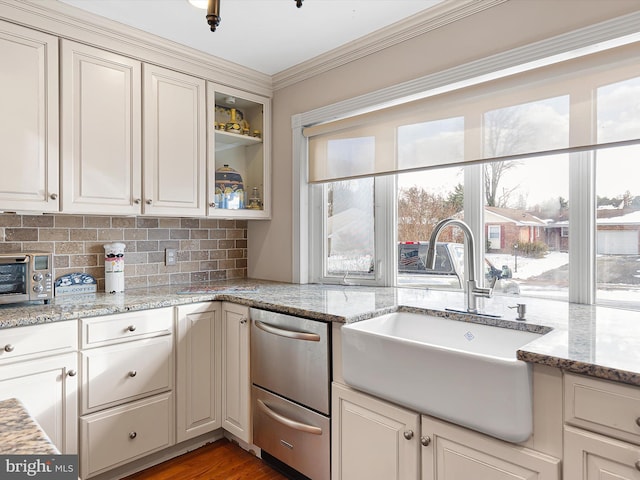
<box><xmin>397</xmin><ymin>242</ymin><xmax>520</xmax><ymax>294</ymax></box>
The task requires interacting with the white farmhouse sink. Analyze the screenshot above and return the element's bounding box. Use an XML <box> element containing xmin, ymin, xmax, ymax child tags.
<box><xmin>341</xmin><ymin>311</ymin><xmax>543</xmax><ymax>442</ymax></box>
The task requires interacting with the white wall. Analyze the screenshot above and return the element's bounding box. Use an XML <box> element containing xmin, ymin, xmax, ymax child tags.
<box><xmin>248</xmin><ymin>0</ymin><xmax>640</xmax><ymax>282</ymax></box>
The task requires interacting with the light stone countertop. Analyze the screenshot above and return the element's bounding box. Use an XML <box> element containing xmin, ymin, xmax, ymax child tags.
<box><xmin>0</xmin><ymin>279</ymin><xmax>639</xmax><ymax>387</ymax></box>
<box><xmin>0</xmin><ymin>398</ymin><xmax>58</xmax><ymax>454</ymax></box>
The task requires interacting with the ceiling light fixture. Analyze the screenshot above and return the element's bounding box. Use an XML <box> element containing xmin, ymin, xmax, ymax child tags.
<box><xmin>188</xmin><ymin>0</ymin><xmax>303</xmax><ymax>32</ymax></box>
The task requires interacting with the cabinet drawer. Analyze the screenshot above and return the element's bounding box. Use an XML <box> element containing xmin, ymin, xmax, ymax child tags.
<box><xmin>80</xmin><ymin>308</ymin><xmax>173</xmax><ymax>348</ymax></box>
<box><xmin>80</xmin><ymin>392</ymin><xmax>173</xmax><ymax>478</ymax></box>
<box><xmin>82</xmin><ymin>335</ymin><xmax>172</xmax><ymax>413</ymax></box>
<box><xmin>565</xmin><ymin>373</ymin><xmax>640</xmax><ymax>445</ymax></box>
<box><xmin>0</xmin><ymin>321</ymin><xmax>77</xmax><ymax>364</ymax></box>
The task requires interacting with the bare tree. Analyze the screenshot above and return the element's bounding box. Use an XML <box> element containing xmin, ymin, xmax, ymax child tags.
<box><xmin>397</xmin><ymin>187</ymin><xmax>463</xmax><ymax>242</ymax></box>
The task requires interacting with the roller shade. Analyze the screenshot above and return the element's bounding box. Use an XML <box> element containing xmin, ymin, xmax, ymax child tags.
<box><xmin>305</xmin><ymin>41</ymin><xmax>640</xmax><ymax>183</ymax></box>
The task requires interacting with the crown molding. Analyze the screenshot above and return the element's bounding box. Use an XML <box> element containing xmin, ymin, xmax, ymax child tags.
<box><xmin>0</xmin><ymin>0</ymin><xmax>273</xmax><ymax>97</ymax></box>
<box><xmin>272</xmin><ymin>0</ymin><xmax>507</xmax><ymax>91</ymax></box>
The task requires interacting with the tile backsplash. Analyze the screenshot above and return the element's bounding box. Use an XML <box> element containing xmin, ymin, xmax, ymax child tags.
<box><xmin>0</xmin><ymin>214</ymin><xmax>247</xmax><ymax>291</ymax></box>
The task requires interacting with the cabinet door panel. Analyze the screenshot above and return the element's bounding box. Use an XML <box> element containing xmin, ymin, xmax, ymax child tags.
<box><xmin>422</xmin><ymin>415</ymin><xmax>560</xmax><ymax>480</ymax></box>
<box><xmin>332</xmin><ymin>383</ymin><xmax>420</xmax><ymax>480</ymax></box>
<box><xmin>61</xmin><ymin>40</ymin><xmax>141</xmax><ymax>214</ymax></box>
<box><xmin>143</xmin><ymin>64</ymin><xmax>205</xmax><ymax>216</ymax></box>
<box><xmin>221</xmin><ymin>302</ymin><xmax>250</xmax><ymax>442</ymax></box>
<box><xmin>176</xmin><ymin>302</ymin><xmax>222</xmax><ymax>442</ymax></box>
<box><xmin>564</xmin><ymin>426</ymin><xmax>640</xmax><ymax>480</ymax></box>
<box><xmin>0</xmin><ymin>21</ymin><xmax>58</xmax><ymax>211</ymax></box>
<box><xmin>0</xmin><ymin>352</ymin><xmax>78</xmax><ymax>454</ymax></box>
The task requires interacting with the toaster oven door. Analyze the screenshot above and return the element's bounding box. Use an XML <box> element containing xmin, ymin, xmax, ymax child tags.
<box><xmin>0</xmin><ymin>258</ymin><xmax>29</xmax><ymax>303</ymax></box>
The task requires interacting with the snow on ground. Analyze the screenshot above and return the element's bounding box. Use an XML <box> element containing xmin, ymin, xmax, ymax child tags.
<box><xmin>486</xmin><ymin>251</ymin><xmax>569</xmax><ymax>280</ymax></box>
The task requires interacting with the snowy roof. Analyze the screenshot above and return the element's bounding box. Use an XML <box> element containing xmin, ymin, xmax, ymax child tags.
<box><xmin>597</xmin><ymin>210</ymin><xmax>640</xmax><ymax>225</ymax></box>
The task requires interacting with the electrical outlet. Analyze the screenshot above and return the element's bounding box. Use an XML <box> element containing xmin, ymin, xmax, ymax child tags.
<box><xmin>165</xmin><ymin>248</ymin><xmax>177</xmax><ymax>266</ymax></box>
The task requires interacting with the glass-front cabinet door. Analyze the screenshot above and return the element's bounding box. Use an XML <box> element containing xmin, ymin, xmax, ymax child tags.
<box><xmin>207</xmin><ymin>82</ymin><xmax>271</xmax><ymax>219</ymax></box>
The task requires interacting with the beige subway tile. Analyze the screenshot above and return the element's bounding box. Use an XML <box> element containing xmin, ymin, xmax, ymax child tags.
<box><xmin>199</xmin><ymin>260</ymin><xmax>218</xmax><ymax>271</ymax></box>
<box><xmin>23</xmin><ymin>215</ymin><xmax>54</xmax><ymax>227</ymax></box>
<box><xmin>176</xmin><ymin>250</ymin><xmax>190</xmax><ymax>262</ymax></box>
<box><xmin>169</xmin><ymin>273</ymin><xmax>190</xmax><ymax>284</ymax></box>
<box><xmin>85</xmin><ymin>216</ymin><xmax>111</xmax><ymax>228</ymax></box>
<box><xmin>98</xmin><ymin>229</ymin><xmax>124</xmax><ymax>241</ymax></box>
<box><xmin>158</xmin><ymin>240</ymin><xmax>180</xmax><ymax>250</ymax></box>
<box><xmin>179</xmin><ymin>239</ymin><xmax>198</xmax><ymax>251</ymax></box>
<box><xmin>190</xmin><ymin>272</ymin><xmax>209</xmax><ymax>282</ymax></box>
<box><xmin>5</xmin><ymin>228</ymin><xmax>38</xmax><ymax>241</ymax></box>
<box><xmin>85</xmin><ymin>266</ymin><xmax>103</xmax><ymax>280</ymax></box>
<box><xmin>54</xmin><ymin>215</ymin><xmax>84</xmax><ymax>228</ymax></box>
<box><xmin>158</xmin><ymin>218</ymin><xmax>180</xmax><ymax>228</ymax></box>
<box><xmin>190</xmin><ymin>229</ymin><xmax>208</xmax><ymax>239</ymax></box>
<box><xmin>147</xmin><ymin>251</ymin><xmax>165</xmax><ymax>263</ymax></box>
<box><xmin>70</xmin><ymin>229</ymin><xmax>97</xmax><ymax>241</ymax></box>
<box><xmin>227</xmin><ymin>268</ymin><xmax>247</xmax><ymax>279</ymax></box>
<box><xmin>235</xmin><ymin>259</ymin><xmax>248</xmax><ymax>268</ymax></box>
<box><xmin>112</xmin><ymin>217</ymin><xmax>136</xmax><ymax>228</ymax></box>
<box><xmin>209</xmin><ymin>229</ymin><xmax>226</xmax><ymax>240</ymax></box>
<box><xmin>126</xmin><ymin>276</ymin><xmax>148</xmax><ymax>288</ymax></box>
<box><xmin>210</xmin><ymin>270</ymin><xmax>226</xmax><ymax>281</ymax></box>
<box><xmin>235</xmin><ymin>239</ymin><xmax>248</xmax><ymax>249</ymax></box>
<box><xmin>218</xmin><ymin>259</ymin><xmax>235</xmax><ymax>270</ymax></box>
<box><xmin>136</xmin><ymin>263</ymin><xmax>159</xmax><ymax>276</ymax></box>
<box><xmin>54</xmin><ymin>255</ymin><xmax>69</xmax><ymax>268</ymax></box>
<box><xmin>148</xmin><ymin>274</ymin><xmax>170</xmax><ymax>286</ymax></box>
<box><xmin>199</xmin><ymin>240</ymin><xmax>218</xmax><ymax>250</ymax></box>
<box><xmin>190</xmin><ymin>250</ymin><xmax>209</xmax><ymax>261</ymax></box>
<box><xmin>170</xmin><ymin>229</ymin><xmax>190</xmax><ymax>240</ymax></box>
<box><xmin>0</xmin><ymin>214</ymin><xmax>22</xmax><ymax>227</ymax></box>
<box><xmin>148</xmin><ymin>228</ymin><xmax>170</xmax><ymax>240</ymax></box>
<box><xmin>158</xmin><ymin>264</ymin><xmax>180</xmax><ymax>274</ymax></box>
<box><xmin>71</xmin><ymin>254</ymin><xmax>98</xmax><ymax>267</ymax></box>
<box><xmin>209</xmin><ymin>250</ymin><xmax>226</xmax><ymax>260</ymax></box>
<box><xmin>136</xmin><ymin>240</ymin><xmax>159</xmax><ymax>252</ymax></box>
<box><xmin>218</xmin><ymin>240</ymin><xmax>234</xmax><ymax>250</ymax></box>
<box><xmin>39</xmin><ymin>228</ymin><xmax>70</xmax><ymax>241</ymax></box>
<box><xmin>199</xmin><ymin>219</ymin><xmax>218</xmax><ymax>229</ymax></box>
<box><xmin>180</xmin><ymin>261</ymin><xmax>199</xmax><ymax>272</ymax></box>
<box><xmin>218</xmin><ymin>220</ymin><xmax>235</xmax><ymax>229</ymax></box>
<box><xmin>0</xmin><ymin>243</ymin><xmax>23</xmax><ymax>253</ymax></box>
<box><xmin>55</xmin><ymin>242</ymin><xmax>85</xmax><ymax>255</ymax></box>
<box><xmin>23</xmin><ymin>242</ymin><xmax>54</xmax><ymax>252</ymax></box>
<box><xmin>226</xmin><ymin>229</ymin><xmax>246</xmax><ymax>239</ymax></box>
<box><xmin>137</xmin><ymin>217</ymin><xmax>158</xmax><ymax>229</ymax></box>
<box><xmin>125</xmin><ymin>228</ymin><xmax>147</xmax><ymax>240</ymax></box>
<box><xmin>227</xmin><ymin>249</ymin><xmax>244</xmax><ymax>259</ymax></box>
<box><xmin>181</xmin><ymin>218</ymin><xmax>199</xmax><ymax>229</ymax></box>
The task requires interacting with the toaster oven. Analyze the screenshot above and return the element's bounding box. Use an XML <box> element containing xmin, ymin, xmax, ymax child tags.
<box><xmin>0</xmin><ymin>253</ymin><xmax>53</xmax><ymax>304</ymax></box>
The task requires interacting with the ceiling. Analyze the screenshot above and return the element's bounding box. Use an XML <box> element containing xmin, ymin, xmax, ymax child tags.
<box><xmin>57</xmin><ymin>0</ymin><xmax>446</xmax><ymax>76</ymax></box>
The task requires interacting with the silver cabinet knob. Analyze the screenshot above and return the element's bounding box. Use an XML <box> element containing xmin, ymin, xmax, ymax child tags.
<box><xmin>128</xmin><ymin>370</ymin><xmax>137</xmax><ymax>377</ymax></box>
<box><xmin>146</xmin><ymin>199</ymin><xmax>152</xmax><ymax>205</ymax></box>
<box><xmin>129</xmin><ymin>432</ymin><xmax>137</xmax><ymax>439</ymax></box>
<box><xmin>67</xmin><ymin>369</ymin><xmax>77</xmax><ymax>377</ymax></box>
<box><xmin>403</xmin><ymin>430</ymin><xmax>414</xmax><ymax>440</ymax></box>
<box><xmin>3</xmin><ymin>344</ymin><xmax>14</xmax><ymax>353</ymax></box>
<box><xmin>134</xmin><ymin>198</ymin><xmax>141</xmax><ymax>204</ymax></box>
<box><xmin>50</xmin><ymin>193</ymin><xmax>58</xmax><ymax>200</ymax></box>
<box><xmin>240</xmin><ymin>318</ymin><xmax>248</xmax><ymax>325</ymax></box>
<box><xmin>421</xmin><ymin>436</ymin><xmax>431</xmax><ymax>447</ymax></box>
<box><xmin>209</xmin><ymin>202</ymin><xmax>216</xmax><ymax>208</ymax></box>
<box><xmin>127</xmin><ymin>325</ymin><xmax>136</xmax><ymax>332</ymax></box>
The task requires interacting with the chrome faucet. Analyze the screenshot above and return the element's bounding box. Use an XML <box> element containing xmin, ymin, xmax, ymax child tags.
<box><xmin>425</xmin><ymin>218</ymin><xmax>492</xmax><ymax>314</ymax></box>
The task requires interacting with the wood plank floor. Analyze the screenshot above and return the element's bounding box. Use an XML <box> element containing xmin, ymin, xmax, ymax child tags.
<box><xmin>123</xmin><ymin>440</ymin><xmax>288</xmax><ymax>480</ymax></box>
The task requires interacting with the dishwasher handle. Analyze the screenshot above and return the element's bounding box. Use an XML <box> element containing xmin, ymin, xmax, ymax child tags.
<box><xmin>257</xmin><ymin>399</ymin><xmax>323</xmax><ymax>435</ymax></box>
<box><xmin>254</xmin><ymin>320</ymin><xmax>321</xmax><ymax>342</ymax></box>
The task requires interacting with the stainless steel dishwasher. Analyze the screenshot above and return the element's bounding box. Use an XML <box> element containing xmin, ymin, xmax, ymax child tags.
<box><xmin>250</xmin><ymin>308</ymin><xmax>330</xmax><ymax>480</ymax></box>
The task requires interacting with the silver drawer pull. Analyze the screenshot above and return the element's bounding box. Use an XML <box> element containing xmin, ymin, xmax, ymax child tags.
<box><xmin>255</xmin><ymin>320</ymin><xmax>321</xmax><ymax>342</ymax></box>
<box><xmin>127</xmin><ymin>325</ymin><xmax>136</xmax><ymax>332</ymax></box>
<box><xmin>4</xmin><ymin>344</ymin><xmax>14</xmax><ymax>353</ymax></box>
<box><xmin>421</xmin><ymin>436</ymin><xmax>431</xmax><ymax>447</ymax></box>
<box><xmin>128</xmin><ymin>370</ymin><xmax>137</xmax><ymax>377</ymax></box>
<box><xmin>403</xmin><ymin>430</ymin><xmax>414</xmax><ymax>440</ymax></box>
<box><xmin>129</xmin><ymin>432</ymin><xmax>137</xmax><ymax>440</ymax></box>
<box><xmin>257</xmin><ymin>399</ymin><xmax>322</xmax><ymax>435</ymax></box>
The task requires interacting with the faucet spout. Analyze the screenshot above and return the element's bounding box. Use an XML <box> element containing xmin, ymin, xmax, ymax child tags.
<box><xmin>425</xmin><ymin>218</ymin><xmax>492</xmax><ymax>314</ymax></box>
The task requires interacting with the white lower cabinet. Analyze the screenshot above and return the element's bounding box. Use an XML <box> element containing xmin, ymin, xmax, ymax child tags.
<box><xmin>564</xmin><ymin>426</ymin><xmax>640</xmax><ymax>479</ymax></box>
<box><xmin>221</xmin><ymin>302</ymin><xmax>251</xmax><ymax>443</ymax></box>
<box><xmin>421</xmin><ymin>415</ymin><xmax>560</xmax><ymax>480</ymax></box>
<box><xmin>0</xmin><ymin>321</ymin><xmax>78</xmax><ymax>454</ymax></box>
<box><xmin>175</xmin><ymin>302</ymin><xmax>222</xmax><ymax>442</ymax></box>
<box><xmin>563</xmin><ymin>373</ymin><xmax>640</xmax><ymax>479</ymax></box>
<box><xmin>79</xmin><ymin>308</ymin><xmax>175</xmax><ymax>479</ymax></box>
<box><xmin>332</xmin><ymin>382</ymin><xmax>420</xmax><ymax>480</ymax></box>
<box><xmin>332</xmin><ymin>382</ymin><xmax>560</xmax><ymax>480</ymax></box>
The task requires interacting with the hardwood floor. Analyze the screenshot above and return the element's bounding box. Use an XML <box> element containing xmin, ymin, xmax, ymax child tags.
<box><xmin>123</xmin><ymin>439</ymin><xmax>288</xmax><ymax>480</ymax></box>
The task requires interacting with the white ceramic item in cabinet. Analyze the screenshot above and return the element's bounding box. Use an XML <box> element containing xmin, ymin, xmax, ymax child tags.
<box><xmin>0</xmin><ymin>20</ymin><xmax>59</xmax><ymax>212</ymax></box>
<box><xmin>208</xmin><ymin>83</ymin><xmax>271</xmax><ymax>220</ymax></box>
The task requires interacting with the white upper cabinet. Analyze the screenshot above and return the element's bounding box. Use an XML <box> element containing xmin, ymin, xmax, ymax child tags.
<box><xmin>144</xmin><ymin>64</ymin><xmax>206</xmax><ymax>217</ymax></box>
<box><xmin>208</xmin><ymin>83</ymin><xmax>271</xmax><ymax>219</ymax></box>
<box><xmin>0</xmin><ymin>21</ymin><xmax>59</xmax><ymax>212</ymax></box>
<box><xmin>61</xmin><ymin>40</ymin><xmax>142</xmax><ymax>215</ymax></box>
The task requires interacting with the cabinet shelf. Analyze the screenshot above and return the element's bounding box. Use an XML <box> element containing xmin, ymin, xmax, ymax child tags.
<box><xmin>215</xmin><ymin>130</ymin><xmax>262</xmax><ymax>150</ymax></box>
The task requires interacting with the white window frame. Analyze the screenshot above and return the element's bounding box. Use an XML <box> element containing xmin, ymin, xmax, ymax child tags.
<box><xmin>292</xmin><ymin>12</ymin><xmax>640</xmax><ymax>306</ymax></box>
